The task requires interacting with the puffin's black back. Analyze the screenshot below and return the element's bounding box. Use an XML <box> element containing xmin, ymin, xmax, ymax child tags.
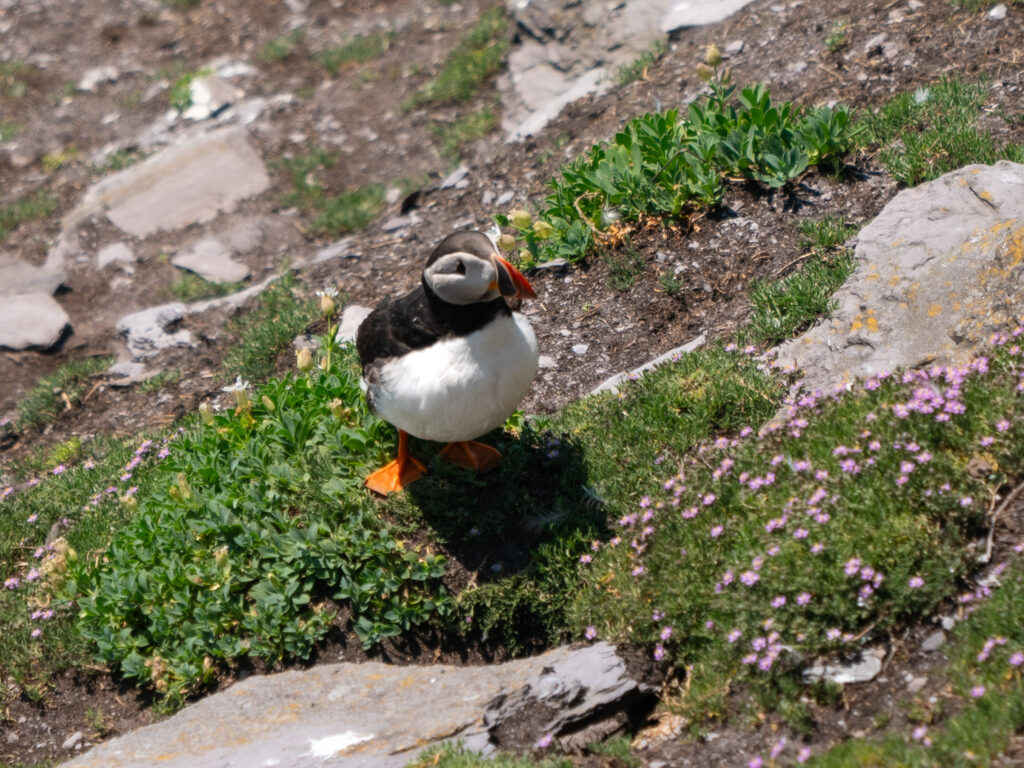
<box><xmin>357</xmin><ymin>230</ymin><xmax>514</xmax><ymax>368</ymax></box>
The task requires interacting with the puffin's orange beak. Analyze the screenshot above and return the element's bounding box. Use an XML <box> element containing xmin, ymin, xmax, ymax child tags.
<box><xmin>491</xmin><ymin>254</ymin><xmax>536</xmax><ymax>300</ymax></box>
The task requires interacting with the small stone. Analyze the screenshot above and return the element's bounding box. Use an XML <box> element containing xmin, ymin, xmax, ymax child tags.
<box><xmin>907</xmin><ymin>676</ymin><xmax>927</xmax><ymax>693</ymax></box>
<box><xmin>315</xmin><ymin>238</ymin><xmax>355</xmax><ymax>263</ymax></box>
<box><xmin>988</xmin><ymin>3</ymin><xmax>1007</xmax><ymax>19</ymax></box>
<box><xmin>940</xmin><ymin>616</ymin><xmax>956</xmax><ymax>631</ymax></box>
<box><xmin>97</xmin><ymin>242</ymin><xmax>135</xmax><ymax>269</ymax></box>
<box><xmin>336</xmin><ymin>305</ymin><xmax>374</xmax><ymax>344</ymax></box>
<box><xmin>864</xmin><ymin>33</ymin><xmax>887</xmax><ymax>53</ymax></box>
<box><xmin>117</xmin><ymin>303</ymin><xmax>194</xmax><ymax>359</ymax></box>
<box><xmin>441</xmin><ymin>165</ymin><xmax>469</xmax><ymax>189</ymax></box>
<box><xmin>908</xmin><ymin>0</ymin><xmax>924</xmax><ymax>8</ymax></box>
<box><xmin>62</xmin><ymin>731</ymin><xmax>83</xmax><ymax>750</ymax></box>
<box><xmin>921</xmin><ymin>631</ymin><xmax>946</xmax><ymax>652</ymax></box>
<box><xmin>572</xmin><ymin>343</ymin><xmax>589</xmax><ymax>355</ymax></box>
<box><xmin>78</xmin><ymin>65</ymin><xmax>118</xmax><ymax>92</ymax></box>
<box><xmin>495</xmin><ymin>191</ymin><xmax>515</xmax><ymax>207</ymax></box>
<box><xmin>181</xmin><ymin>75</ymin><xmax>244</xmax><ymax>121</ymax></box>
<box><xmin>538</xmin><ymin>355</ymin><xmax>557</xmax><ymax>369</ymax></box>
<box><xmin>108</xmin><ymin>361</ymin><xmax>147</xmax><ymax>379</ymax></box>
<box><xmin>6</xmin><ymin>731</ymin><xmax>18</xmax><ymax>744</ymax></box>
<box><xmin>172</xmin><ymin>238</ymin><xmax>250</xmax><ymax>284</ymax></box>
<box><xmin>531</xmin><ymin>258</ymin><xmax>568</xmax><ymax>272</ymax></box>
<box><xmin>803</xmin><ymin>651</ymin><xmax>882</xmax><ymax>684</ymax></box>
<box><xmin>725</xmin><ymin>39</ymin><xmax>744</xmax><ymax>55</ymax></box>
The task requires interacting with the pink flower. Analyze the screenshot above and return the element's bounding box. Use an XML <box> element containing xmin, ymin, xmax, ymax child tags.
<box><xmin>536</xmin><ymin>733</ymin><xmax>553</xmax><ymax>749</ymax></box>
<box><xmin>1009</xmin><ymin>651</ymin><xmax>1024</xmax><ymax>667</ymax></box>
<box><xmin>660</xmin><ymin>626</ymin><xmax>673</xmax><ymax>641</ymax></box>
<box><xmin>31</xmin><ymin>628</ymin><xmax>42</xmax><ymax>639</ymax></box>
<box><xmin>584</xmin><ymin>626</ymin><xmax>597</xmax><ymax>640</ymax></box>
<box><xmin>727</xmin><ymin>629</ymin><xmax>742</xmax><ymax>643</ymax></box>
<box><xmin>797</xmin><ymin>592</ymin><xmax>811</xmax><ymax>605</ymax></box>
<box><xmin>654</xmin><ymin>644</ymin><xmax>665</xmax><ymax>661</ymax></box>
<box><xmin>908</xmin><ymin>576</ymin><xmax>924</xmax><ymax>589</ymax></box>
<box><xmin>797</xmin><ymin>746</ymin><xmax>811</xmax><ymax>763</ymax></box>
<box><xmin>771</xmin><ymin>595</ymin><xmax>786</xmax><ymax>608</ymax></box>
<box><xmin>970</xmin><ymin>685</ymin><xmax>985</xmax><ymax>698</ymax></box>
<box><xmin>579</xmin><ymin>554</ymin><xmax>592</xmax><ymax>564</ymax></box>
<box><xmin>710</xmin><ymin>525</ymin><xmax>724</xmax><ymax>538</ymax></box>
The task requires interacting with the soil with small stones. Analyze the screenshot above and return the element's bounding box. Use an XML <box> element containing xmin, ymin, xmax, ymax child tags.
<box><xmin>2</xmin><ymin>0</ymin><xmax>1024</xmax><ymax>765</ymax></box>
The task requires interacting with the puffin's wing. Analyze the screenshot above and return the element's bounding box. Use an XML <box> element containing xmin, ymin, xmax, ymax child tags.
<box><xmin>355</xmin><ymin>286</ymin><xmax>448</xmax><ymax>367</ymax></box>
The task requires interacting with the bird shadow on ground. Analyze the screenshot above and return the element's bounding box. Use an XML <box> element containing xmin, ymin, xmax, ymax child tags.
<box><xmin>396</xmin><ymin>421</ymin><xmax>605</xmax><ymax>588</ymax></box>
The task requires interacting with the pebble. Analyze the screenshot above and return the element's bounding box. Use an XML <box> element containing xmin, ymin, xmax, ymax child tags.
<box><xmin>907</xmin><ymin>676</ymin><xmax>927</xmax><ymax>693</ymax></box>
<box><xmin>572</xmin><ymin>343</ymin><xmax>589</xmax><ymax>355</ymax></box>
<box><xmin>941</xmin><ymin>615</ymin><xmax>956</xmax><ymax>631</ymax></box>
<box><xmin>538</xmin><ymin>355</ymin><xmax>558</xmax><ymax>369</ymax></box>
<box><xmin>989</xmin><ymin>3</ymin><xmax>1007</xmax><ymax>19</ymax></box>
<box><xmin>62</xmin><ymin>731</ymin><xmax>83</xmax><ymax>750</ymax></box>
<box><xmin>921</xmin><ymin>630</ymin><xmax>946</xmax><ymax>652</ymax></box>
<box><xmin>725</xmin><ymin>39</ymin><xmax>744</xmax><ymax>55</ymax></box>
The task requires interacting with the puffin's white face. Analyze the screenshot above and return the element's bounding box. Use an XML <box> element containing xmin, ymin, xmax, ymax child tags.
<box><xmin>423</xmin><ymin>252</ymin><xmax>502</xmax><ymax>305</ymax></box>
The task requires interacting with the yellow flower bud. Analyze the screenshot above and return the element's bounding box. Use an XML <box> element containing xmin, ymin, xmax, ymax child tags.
<box><xmin>199</xmin><ymin>402</ymin><xmax>215</xmax><ymax>425</ymax></box>
<box><xmin>213</xmin><ymin>545</ymin><xmax>229</xmax><ymax>570</ymax></box>
<box><xmin>261</xmin><ymin>395</ymin><xmax>275</xmax><ymax>412</ymax></box>
<box><xmin>532</xmin><ymin>220</ymin><xmax>555</xmax><ymax>240</ymax></box>
<box><xmin>497</xmin><ymin>233</ymin><xmax>517</xmax><ymax>251</ymax></box>
<box><xmin>696</xmin><ymin>63</ymin><xmax>713</xmax><ymax>82</ymax></box>
<box><xmin>319</xmin><ymin>293</ymin><xmax>336</xmax><ymax>317</ymax></box>
<box><xmin>705</xmin><ymin>44</ymin><xmax>722</xmax><ymax>68</ymax></box>
<box><xmin>510</xmin><ymin>209</ymin><xmax>532</xmax><ymax>229</ymax></box>
<box><xmin>296</xmin><ymin>347</ymin><xmax>313</xmax><ymax>372</ymax></box>
<box><xmin>121</xmin><ymin>494</ymin><xmax>139</xmax><ymax>512</ymax></box>
<box><xmin>329</xmin><ymin>398</ymin><xmax>351</xmax><ymax>420</ymax></box>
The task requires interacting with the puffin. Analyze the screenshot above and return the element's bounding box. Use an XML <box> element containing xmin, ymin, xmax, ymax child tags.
<box><xmin>356</xmin><ymin>230</ymin><xmax>539</xmax><ymax>495</ymax></box>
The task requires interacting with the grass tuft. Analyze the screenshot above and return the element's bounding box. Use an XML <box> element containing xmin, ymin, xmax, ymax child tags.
<box><xmin>221</xmin><ymin>273</ymin><xmax>316</xmax><ymax>383</ymax></box>
<box><xmin>17</xmin><ymin>357</ymin><xmax>113</xmax><ymax>430</ymax></box>
<box><xmin>260</xmin><ymin>29</ymin><xmax>305</xmax><ymax>64</ymax></box>
<box><xmin>0</xmin><ymin>189</ymin><xmax>58</xmax><ymax>243</ymax></box>
<box><xmin>167</xmin><ymin>271</ymin><xmax>244</xmax><ymax>302</ymax></box>
<box><xmin>406</xmin><ymin>7</ymin><xmax>510</xmax><ymax>107</ymax></box>
<box><xmin>431</xmin><ymin>107</ymin><xmax>498</xmax><ymax>165</ymax></box>
<box><xmin>615</xmin><ymin>40</ymin><xmax>666</xmax><ymax>86</ymax></box>
<box><xmin>315</xmin><ymin>31</ymin><xmax>394</xmax><ymax>74</ymax></box>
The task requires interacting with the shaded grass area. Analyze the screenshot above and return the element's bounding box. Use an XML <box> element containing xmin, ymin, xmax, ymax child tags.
<box><xmin>431</xmin><ymin>107</ymin><xmax>498</xmax><ymax>164</ymax></box>
<box><xmin>615</xmin><ymin>41</ymin><xmax>666</xmax><ymax>86</ymax></box>
<box><xmin>167</xmin><ymin>271</ymin><xmax>244</xmax><ymax>302</ymax></box>
<box><xmin>315</xmin><ymin>31</ymin><xmax>394</xmax><ymax>75</ymax></box>
<box><xmin>17</xmin><ymin>356</ymin><xmax>113</xmax><ymax>430</ymax></box>
<box><xmin>406</xmin><ymin>7</ymin><xmax>510</xmax><ymax>107</ymax></box>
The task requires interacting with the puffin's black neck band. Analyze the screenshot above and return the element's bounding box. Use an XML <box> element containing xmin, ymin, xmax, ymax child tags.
<box><xmin>422</xmin><ymin>278</ymin><xmax>510</xmax><ymax>337</ymax></box>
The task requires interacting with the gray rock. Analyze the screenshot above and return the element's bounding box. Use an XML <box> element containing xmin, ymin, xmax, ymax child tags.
<box><xmin>107</xmin><ymin>361</ymin><xmax>147</xmax><ymax>379</ymax></box>
<box><xmin>77</xmin><ymin>66</ymin><xmax>118</xmax><ymax>92</ymax></box>
<box><xmin>531</xmin><ymin>258</ymin><xmax>569</xmax><ymax>272</ymax></box>
<box><xmin>62</xmin><ymin>643</ymin><xmax>652</xmax><ymax>768</ymax></box>
<box><xmin>62</xmin><ymin>731</ymin><xmax>84</xmax><ymax>750</ymax></box>
<box><xmin>67</xmin><ymin>127</ymin><xmax>271</xmax><ymax>238</ymax></box>
<box><xmin>315</xmin><ymin>238</ymin><xmax>356</xmax><ymax>263</ymax></box>
<box><xmin>538</xmin><ymin>355</ymin><xmax>558</xmax><ymax>369</ymax></box>
<box><xmin>172</xmin><ymin>238</ymin><xmax>250</xmax><ymax>284</ymax></box>
<box><xmin>803</xmin><ymin>651</ymin><xmax>883</xmax><ymax>684</ymax></box>
<box><xmin>988</xmin><ymin>3</ymin><xmax>1007</xmax><ymax>19</ymax></box>
<box><xmin>940</xmin><ymin>615</ymin><xmax>956</xmax><ymax>631</ymax></box>
<box><xmin>96</xmin><ymin>242</ymin><xmax>135</xmax><ymax>269</ymax></box>
<box><xmin>725</xmin><ymin>39</ymin><xmax>745</xmax><ymax>55</ymax></box>
<box><xmin>922</xmin><ymin>631</ymin><xmax>946</xmax><ymax>652</ymax></box>
<box><xmin>592</xmin><ymin>334</ymin><xmax>706</xmax><ymax>395</ymax></box>
<box><xmin>907</xmin><ymin>676</ymin><xmax>927</xmax><ymax>693</ymax></box>
<box><xmin>572</xmin><ymin>343</ymin><xmax>589</xmax><ymax>355</ymax></box>
<box><xmin>441</xmin><ymin>165</ymin><xmax>469</xmax><ymax>189</ymax></box>
<box><xmin>181</xmin><ymin>75</ymin><xmax>244</xmax><ymax>121</ymax></box>
<box><xmin>117</xmin><ymin>303</ymin><xmax>193</xmax><ymax>360</ymax></box>
<box><xmin>0</xmin><ymin>293</ymin><xmax>70</xmax><ymax>350</ymax></box>
<box><xmin>660</xmin><ymin>0</ymin><xmax>757</xmax><ymax>30</ymax></box>
<box><xmin>774</xmin><ymin>162</ymin><xmax>1024</xmax><ymax>395</ymax></box>
<box><xmin>0</xmin><ymin>254</ymin><xmax>65</xmax><ymax>296</ymax></box>
<box><xmin>336</xmin><ymin>305</ymin><xmax>374</xmax><ymax>344</ymax></box>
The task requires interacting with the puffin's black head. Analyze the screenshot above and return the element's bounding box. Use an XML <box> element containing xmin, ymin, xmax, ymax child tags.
<box><xmin>423</xmin><ymin>230</ymin><xmax>535</xmax><ymax>305</ymax></box>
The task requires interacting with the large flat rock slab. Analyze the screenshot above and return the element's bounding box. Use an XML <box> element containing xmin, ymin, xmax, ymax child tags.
<box><xmin>0</xmin><ymin>254</ymin><xmax>65</xmax><ymax>296</ymax></box>
<box><xmin>62</xmin><ymin>643</ymin><xmax>652</xmax><ymax>768</ymax></box>
<box><xmin>0</xmin><ymin>293</ymin><xmax>70</xmax><ymax>350</ymax></box>
<box><xmin>775</xmin><ymin>161</ymin><xmax>1024</xmax><ymax>392</ymax></box>
<box><xmin>65</xmin><ymin>127</ymin><xmax>270</xmax><ymax>238</ymax></box>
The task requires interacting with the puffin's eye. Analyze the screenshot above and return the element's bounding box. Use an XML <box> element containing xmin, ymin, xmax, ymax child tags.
<box><xmin>455</xmin><ymin>260</ymin><xmax>466</xmax><ymax>275</ymax></box>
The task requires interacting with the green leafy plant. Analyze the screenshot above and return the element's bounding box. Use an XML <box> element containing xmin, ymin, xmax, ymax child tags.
<box><xmin>824</xmin><ymin>19</ymin><xmax>850</xmax><ymax>52</ymax></box>
<box><xmin>70</xmin><ymin>334</ymin><xmax>450</xmax><ymax>704</ymax></box>
<box><xmin>168</xmin><ymin>67</ymin><xmax>212</xmax><ymax>113</ymax></box>
<box><xmin>496</xmin><ymin>61</ymin><xmax>856</xmax><ymax>267</ymax></box>
<box><xmin>260</xmin><ymin>29</ymin><xmax>305</xmax><ymax>64</ymax></box>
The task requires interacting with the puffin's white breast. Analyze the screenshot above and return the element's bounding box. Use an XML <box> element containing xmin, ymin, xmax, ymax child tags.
<box><xmin>368</xmin><ymin>312</ymin><xmax>538</xmax><ymax>443</ymax></box>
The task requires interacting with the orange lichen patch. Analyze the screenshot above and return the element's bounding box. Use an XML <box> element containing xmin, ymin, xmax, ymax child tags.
<box><xmin>927</xmin><ymin>304</ymin><xmax>943</xmax><ymax>317</ymax></box>
<box><xmin>863</xmin><ymin>265</ymin><xmax>881</xmax><ymax>282</ymax></box>
<box><xmin>850</xmin><ymin>309</ymin><xmax>880</xmax><ymax>333</ymax></box>
<box><xmin>979</xmin><ymin>225</ymin><xmax>1024</xmax><ymax>285</ymax></box>
<box><xmin>888</xmin><ymin>274</ymin><xmax>902</xmax><ymax>287</ymax></box>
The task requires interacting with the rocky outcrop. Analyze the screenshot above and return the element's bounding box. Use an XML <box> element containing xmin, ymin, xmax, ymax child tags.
<box><xmin>775</xmin><ymin>161</ymin><xmax>1024</xmax><ymax>393</ymax></box>
<box><xmin>61</xmin><ymin>643</ymin><xmax>656</xmax><ymax>768</ymax></box>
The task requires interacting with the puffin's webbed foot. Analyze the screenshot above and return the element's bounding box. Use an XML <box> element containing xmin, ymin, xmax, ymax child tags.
<box><xmin>365</xmin><ymin>430</ymin><xmax>426</xmax><ymax>495</ymax></box>
<box><xmin>439</xmin><ymin>441</ymin><xmax>502</xmax><ymax>474</ymax></box>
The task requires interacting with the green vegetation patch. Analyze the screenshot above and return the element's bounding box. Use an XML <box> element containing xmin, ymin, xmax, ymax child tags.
<box><xmin>261</xmin><ymin>29</ymin><xmax>305</xmax><ymax>64</ymax></box>
<box><xmin>17</xmin><ymin>356</ymin><xmax>113</xmax><ymax>430</ymax></box>
<box><xmin>615</xmin><ymin>40</ymin><xmax>666</xmax><ymax>86</ymax></box>
<box><xmin>746</xmin><ymin>216</ymin><xmax>858</xmax><ymax>346</ymax></box>
<box><xmin>279</xmin><ymin>147</ymin><xmax>388</xmax><ymax>237</ymax></box>
<box><xmin>316</xmin><ymin>31</ymin><xmax>394</xmax><ymax>74</ymax></box>
<box><xmin>0</xmin><ymin>60</ymin><xmax>34</xmax><ymax>99</ymax></box>
<box><xmin>0</xmin><ymin>189</ymin><xmax>58</xmax><ymax>244</ymax></box>
<box><xmin>168</xmin><ymin>271</ymin><xmax>244</xmax><ymax>302</ymax></box>
<box><xmin>567</xmin><ymin>336</ymin><xmax>1024</xmax><ymax>730</ymax></box>
<box><xmin>497</xmin><ymin>66</ymin><xmax>855</xmax><ymax>267</ymax></box>
<box><xmin>70</xmin><ymin>336</ymin><xmax>449</xmax><ymax>705</ymax></box>
<box><xmin>431</xmin><ymin>107</ymin><xmax>498</xmax><ymax>164</ymax></box>
<box><xmin>407</xmin><ymin>7</ymin><xmax>511</xmax><ymax>107</ymax></box>
<box><xmin>221</xmin><ymin>273</ymin><xmax>316</xmax><ymax>383</ymax></box>
<box><xmin>860</xmin><ymin>76</ymin><xmax>1024</xmax><ymax>186</ymax></box>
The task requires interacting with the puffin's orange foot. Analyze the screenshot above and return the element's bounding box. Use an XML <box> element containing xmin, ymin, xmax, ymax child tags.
<box><xmin>439</xmin><ymin>441</ymin><xmax>502</xmax><ymax>473</ymax></box>
<box><xmin>364</xmin><ymin>455</ymin><xmax>427</xmax><ymax>495</ymax></box>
